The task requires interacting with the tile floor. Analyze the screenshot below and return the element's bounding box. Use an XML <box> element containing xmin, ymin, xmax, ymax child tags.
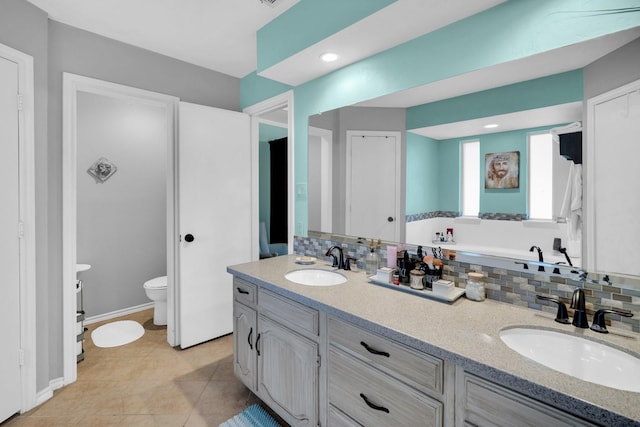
<box><xmin>3</xmin><ymin>309</ymin><xmax>280</xmax><ymax>426</ymax></box>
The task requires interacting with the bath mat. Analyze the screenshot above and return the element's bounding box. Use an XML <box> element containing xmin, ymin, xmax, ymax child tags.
<box><xmin>218</xmin><ymin>404</ymin><xmax>282</xmax><ymax>427</ymax></box>
<box><xmin>91</xmin><ymin>320</ymin><xmax>144</xmax><ymax>348</ymax></box>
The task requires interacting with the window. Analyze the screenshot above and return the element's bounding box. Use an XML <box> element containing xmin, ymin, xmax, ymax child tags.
<box><xmin>528</xmin><ymin>132</ymin><xmax>553</xmax><ymax>220</ymax></box>
<box><xmin>461</xmin><ymin>140</ymin><xmax>480</xmax><ymax>217</ymax></box>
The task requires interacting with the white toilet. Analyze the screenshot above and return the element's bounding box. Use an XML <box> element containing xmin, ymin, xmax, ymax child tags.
<box><xmin>143</xmin><ymin>275</ymin><xmax>167</xmax><ymax>326</ymax></box>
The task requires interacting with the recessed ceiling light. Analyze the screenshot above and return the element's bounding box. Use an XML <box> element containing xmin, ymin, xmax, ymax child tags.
<box><xmin>320</xmin><ymin>52</ymin><xmax>339</xmax><ymax>62</ymax></box>
<box><xmin>484</xmin><ymin>123</ymin><xmax>499</xmax><ymax>129</ymax></box>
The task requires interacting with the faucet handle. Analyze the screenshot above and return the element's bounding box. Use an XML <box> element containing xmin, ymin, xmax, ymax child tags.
<box><xmin>536</xmin><ymin>295</ymin><xmax>570</xmax><ymax>324</ymax></box>
<box><xmin>590</xmin><ymin>309</ymin><xmax>634</xmax><ymax>333</ymax></box>
<box><xmin>345</xmin><ymin>257</ymin><xmax>357</xmax><ymax>271</ymax></box>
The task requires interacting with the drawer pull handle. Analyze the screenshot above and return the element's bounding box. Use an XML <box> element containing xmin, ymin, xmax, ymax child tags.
<box><xmin>256</xmin><ymin>333</ymin><xmax>261</xmax><ymax>356</ymax></box>
<box><xmin>360</xmin><ymin>341</ymin><xmax>390</xmax><ymax>357</ymax></box>
<box><xmin>248</xmin><ymin>327</ymin><xmax>253</xmax><ymax>350</ymax></box>
<box><xmin>237</xmin><ymin>287</ymin><xmax>250</xmax><ymax>295</ymax></box>
<box><xmin>360</xmin><ymin>393</ymin><xmax>389</xmax><ymax>414</ymax></box>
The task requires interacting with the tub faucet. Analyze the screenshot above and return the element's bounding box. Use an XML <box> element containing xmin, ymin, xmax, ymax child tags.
<box><xmin>529</xmin><ymin>245</ymin><xmax>545</xmax><ymax>272</ymax></box>
<box><xmin>325</xmin><ymin>246</ymin><xmax>345</xmax><ymax>270</ymax></box>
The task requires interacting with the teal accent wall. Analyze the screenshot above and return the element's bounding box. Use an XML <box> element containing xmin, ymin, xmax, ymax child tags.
<box><xmin>241</xmin><ymin>0</ymin><xmax>640</xmax><ymax>235</ymax></box>
<box><xmin>435</xmin><ymin>125</ymin><xmax>565</xmax><ymax>215</ymax></box>
<box><xmin>406</xmin><ymin>70</ymin><xmax>583</xmax><ymax>130</ymax></box>
<box><xmin>259</xmin><ymin>123</ymin><xmax>288</xmax><ymax>239</ymax></box>
<box><xmin>438</xmin><ymin>139</ymin><xmax>462</xmax><ymax>212</ymax></box>
<box><xmin>257</xmin><ymin>0</ymin><xmax>395</xmax><ymax>73</ymax></box>
<box><xmin>406</xmin><ymin>133</ymin><xmax>439</xmax><ymax>215</ymax></box>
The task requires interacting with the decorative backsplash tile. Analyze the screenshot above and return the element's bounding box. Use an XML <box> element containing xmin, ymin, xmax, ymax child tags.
<box><xmin>478</xmin><ymin>212</ymin><xmax>528</xmax><ymax>221</ymax></box>
<box><xmin>406</xmin><ymin>210</ymin><xmax>459</xmax><ymax>222</ymax></box>
<box><xmin>294</xmin><ymin>236</ymin><xmax>640</xmax><ymax>332</ymax></box>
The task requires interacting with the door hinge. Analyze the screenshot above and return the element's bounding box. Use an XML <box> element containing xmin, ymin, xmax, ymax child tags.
<box><xmin>18</xmin><ymin>221</ymin><xmax>25</xmax><ymax>239</ymax></box>
<box><xmin>316</xmin><ymin>354</ymin><xmax>321</xmax><ymax>367</ymax></box>
<box><xmin>17</xmin><ymin>93</ymin><xmax>24</xmax><ymax>111</ymax></box>
<box><xmin>18</xmin><ymin>349</ymin><xmax>25</xmax><ymax>366</ymax></box>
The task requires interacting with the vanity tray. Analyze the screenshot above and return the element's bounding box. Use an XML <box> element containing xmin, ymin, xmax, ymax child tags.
<box><xmin>368</xmin><ymin>276</ymin><xmax>465</xmax><ymax>303</ymax></box>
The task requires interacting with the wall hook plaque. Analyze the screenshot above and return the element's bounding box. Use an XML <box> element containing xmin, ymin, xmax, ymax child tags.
<box><xmin>87</xmin><ymin>157</ymin><xmax>117</xmax><ymax>183</ymax></box>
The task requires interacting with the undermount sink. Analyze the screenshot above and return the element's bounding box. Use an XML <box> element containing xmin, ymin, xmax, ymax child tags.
<box><xmin>284</xmin><ymin>269</ymin><xmax>347</xmax><ymax>286</ymax></box>
<box><xmin>500</xmin><ymin>327</ymin><xmax>640</xmax><ymax>392</ymax></box>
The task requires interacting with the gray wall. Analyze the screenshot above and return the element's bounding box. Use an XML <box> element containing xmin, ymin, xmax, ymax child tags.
<box><xmin>77</xmin><ymin>92</ymin><xmax>167</xmax><ymax>316</ymax></box>
<box><xmin>1</xmin><ymin>2</ymin><xmax>240</xmax><ymax>391</ymax></box>
<box><xmin>309</xmin><ymin>106</ymin><xmax>406</xmax><ymax>237</ymax></box>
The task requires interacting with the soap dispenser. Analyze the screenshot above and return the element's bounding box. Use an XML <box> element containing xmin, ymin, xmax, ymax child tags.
<box><xmin>366</xmin><ymin>239</ymin><xmax>379</xmax><ymax>276</ymax></box>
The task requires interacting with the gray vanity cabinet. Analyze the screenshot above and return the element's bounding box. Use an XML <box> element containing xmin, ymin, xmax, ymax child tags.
<box><xmin>232</xmin><ymin>278</ymin><xmax>319</xmax><ymax>427</ymax></box>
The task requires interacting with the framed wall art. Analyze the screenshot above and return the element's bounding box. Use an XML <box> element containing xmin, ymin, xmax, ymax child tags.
<box><xmin>485</xmin><ymin>151</ymin><xmax>519</xmax><ymax>189</ymax></box>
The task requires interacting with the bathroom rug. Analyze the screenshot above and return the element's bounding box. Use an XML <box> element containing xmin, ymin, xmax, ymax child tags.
<box><xmin>218</xmin><ymin>404</ymin><xmax>281</xmax><ymax>427</ymax></box>
<box><xmin>91</xmin><ymin>320</ymin><xmax>145</xmax><ymax>348</ymax></box>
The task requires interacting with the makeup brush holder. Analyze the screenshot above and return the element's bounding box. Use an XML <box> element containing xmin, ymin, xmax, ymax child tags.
<box><xmin>422</xmin><ymin>267</ymin><xmax>442</xmax><ymax>290</ymax></box>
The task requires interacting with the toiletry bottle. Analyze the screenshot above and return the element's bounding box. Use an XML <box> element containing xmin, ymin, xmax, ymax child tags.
<box><xmin>366</xmin><ymin>240</ymin><xmax>379</xmax><ymax>276</ymax></box>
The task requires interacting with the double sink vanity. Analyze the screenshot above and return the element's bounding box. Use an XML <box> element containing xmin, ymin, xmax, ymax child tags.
<box><xmin>227</xmin><ymin>255</ymin><xmax>640</xmax><ymax>426</ymax></box>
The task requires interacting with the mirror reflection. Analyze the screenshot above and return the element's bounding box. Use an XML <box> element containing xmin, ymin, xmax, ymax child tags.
<box><xmin>308</xmin><ymin>83</ymin><xmax>584</xmax><ymax>268</ymax></box>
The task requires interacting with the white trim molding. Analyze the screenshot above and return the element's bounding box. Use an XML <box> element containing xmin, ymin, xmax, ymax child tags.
<box><xmin>243</xmin><ymin>90</ymin><xmax>295</xmax><ymax>259</ymax></box>
<box><xmin>0</xmin><ymin>42</ymin><xmax>37</xmax><ymax>414</ymax></box>
<box><xmin>62</xmin><ymin>73</ymin><xmax>180</xmax><ymax>385</ymax></box>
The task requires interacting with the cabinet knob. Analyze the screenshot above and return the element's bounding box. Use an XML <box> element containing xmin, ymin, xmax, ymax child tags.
<box><xmin>184</xmin><ymin>233</ymin><xmax>195</xmax><ymax>242</ymax></box>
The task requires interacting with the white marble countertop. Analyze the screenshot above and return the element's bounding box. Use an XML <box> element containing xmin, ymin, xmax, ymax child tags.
<box><xmin>227</xmin><ymin>255</ymin><xmax>640</xmax><ymax>426</ymax></box>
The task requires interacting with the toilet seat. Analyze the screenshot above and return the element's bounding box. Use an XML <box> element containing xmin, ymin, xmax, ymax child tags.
<box><xmin>143</xmin><ymin>276</ymin><xmax>167</xmax><ymax>290</ymax></box>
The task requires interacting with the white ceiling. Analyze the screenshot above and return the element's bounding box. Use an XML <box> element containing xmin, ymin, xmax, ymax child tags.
<box><xmin>25</xmin><ymin>0</ymin><xmax>301</xmax><ymax>78</ymax></box>
<box><xmin>25</xmin><ymin>0</ymin><xmax>639</xmax><ymax>125</ymax></box>
<box><xmin>25</xmin><ymin>0</ymin><xmax>503</xmax><ymax>82</ymax></box>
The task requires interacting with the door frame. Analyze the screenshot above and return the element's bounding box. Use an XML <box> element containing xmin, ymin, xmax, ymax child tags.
<box><xmin>244</xmin><ymin>90</ymin><xmax>294</xmax><ymax>258</ymax></box>
<box><xmin>0</xmin><ymin>42</ymin><xmax>36</xmax><ymax>413</ymax></box>
<box><xmin>345</xmin><ymin>130</ymin><xmax>401</xmax><ymax>240</ymax></box>
<box><xmin>308</xmin><ymin>125</ymin><xmax>333</xmax><ymax>232</ymax></box>
<box><xmin>62</xmin><ymin>73</ymin><xmax>180</xmax><ymax>385</ymax></box>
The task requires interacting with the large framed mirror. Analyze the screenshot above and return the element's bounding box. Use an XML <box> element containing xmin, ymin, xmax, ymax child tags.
<box><xmin>305</xmin><ymin>33</ymin><xmax>640</xmax><ymax>280</ymax></box>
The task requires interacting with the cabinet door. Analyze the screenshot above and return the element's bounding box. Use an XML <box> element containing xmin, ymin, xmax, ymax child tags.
<box><xmin>257</xmin><ymin>315</ymin><xmax>319</xmax><ymax>427</ymax></box>
<box><xmin>233</xmin><ymin>302</ymin><xmax>256</xmax><ymax>390</ymax></box>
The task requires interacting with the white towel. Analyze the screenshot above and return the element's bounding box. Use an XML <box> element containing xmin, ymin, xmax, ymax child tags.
<box><xmin>560</xmin><ymin>162</ymin><xmax>582</xmax><ymax>257</ymax></box>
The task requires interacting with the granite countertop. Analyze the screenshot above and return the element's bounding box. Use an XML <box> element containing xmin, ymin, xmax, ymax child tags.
<box><xmin>227</xmin><ymin>255</ymin><xmax>640</xmax><ymax>426</ymax></box>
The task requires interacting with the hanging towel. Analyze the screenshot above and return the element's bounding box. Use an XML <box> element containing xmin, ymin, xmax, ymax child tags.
<box><xmin>560</xmin><ymin>163</ymin><xmax>582</xmax><ymax>257</ymax></box>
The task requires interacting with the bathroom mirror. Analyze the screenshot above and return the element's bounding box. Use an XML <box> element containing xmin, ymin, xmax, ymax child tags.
<box><xmin>307</xmin><ymin>99</ymin><xmax>582</xmax><ymax>269</ymax></box>
<box><xmin>301</xmin><ymin>30</ymin><xmax>640</xmax><ymax>281</ymax></box>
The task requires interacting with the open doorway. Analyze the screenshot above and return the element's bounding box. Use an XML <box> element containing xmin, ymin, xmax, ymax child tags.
<box><xmin>245</xmin><ymin>91</ymin><xmax>294</xmax><ymax>259</ymax></box>
<box><xmin>62</xmin><ymin>73</ymin><xmax>179</xmax><ymax>384</ymax></box>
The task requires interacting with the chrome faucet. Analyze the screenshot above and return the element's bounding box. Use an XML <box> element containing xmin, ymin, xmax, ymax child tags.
<box><xmin>529</xmin><ymin>245</ymin><xmax>545</xmax><ymax>272</ymax></box>
<box><xmin>325</xmin><ymin>246</ymin><xmax>345</xmax><ymax>270</ymax></box>
<box><xmin>570</xmin><ymin>288</ymin><xmax>589</xmax><ymax>328</ymax></box>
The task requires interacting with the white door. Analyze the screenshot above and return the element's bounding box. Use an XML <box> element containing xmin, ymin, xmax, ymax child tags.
<box><xmin>0</xmin><ymin>55</ymin><xmax>22</xmax><ymax>422</ymax></box>
<box><xmin>178</xmin><ymin>102</ymin><xmax>252</xmax><ymax>348</ymax></box>
<box><xmin>592</xmin><ymin>84</ymin><xmax>640</xmax><ymax>276</ymax></box>
<box><xmin>346</xmin><ymin>132</ymin><xmax>400</xmax><ymax>242</ymax></box>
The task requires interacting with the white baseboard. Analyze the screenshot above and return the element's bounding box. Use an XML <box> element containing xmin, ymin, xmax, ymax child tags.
<box><xmin>84</xmin><ymin>302</ymin><xmax>154</xmax><ymax>325</ymax></box>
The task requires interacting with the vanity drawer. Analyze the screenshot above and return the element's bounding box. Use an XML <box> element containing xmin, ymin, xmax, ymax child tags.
<box><xmin>328</xmin><ymin>317</ymin><xmax>443</xmax><ymax>394</ymax></box>
<box><xmin>259</xmin><ymin>289</ymin><xmax>319</xmax><ymax>336</ymax></box>
<box><xmin>458</xmin><ymin>370</ymin><xmax>598</xmax><ymax>427</ymax></box>
<box><xmin>329</xmin><ymin>347</ymin><xmax>443</xmax><ymax>427</ymax></box>
<box><xmin>233</xmin><ymin>278</ymin><xmax>257</xmax><ymax>306</ymax></box>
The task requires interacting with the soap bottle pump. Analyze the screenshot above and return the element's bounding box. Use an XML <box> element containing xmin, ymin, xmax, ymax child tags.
<box><xmin>366</xmin><ymin>239</ymin><xmax>379</xmax><ymax>276</ymax></box>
